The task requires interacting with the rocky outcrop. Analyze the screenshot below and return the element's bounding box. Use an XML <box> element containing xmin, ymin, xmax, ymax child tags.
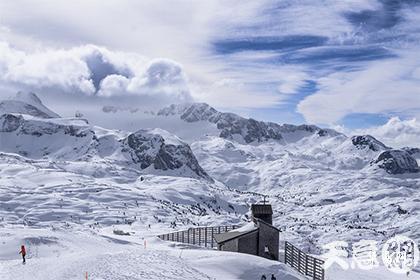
<box><xmin>0</xmin><ymin>113</ymin><xmax>92</xmax><ymax>138</ymax></box>
<box><xmin>121</xmin><ymin>129</ymin><xmax>213</xmax><ymax>181</ymax></box>
<box><xmin>0</xmin><ymin>114</ymin><xmax>24</xmax><ymax>132</ymax></box>
<box><xmin>0</xmin><ymin>113</ymin><xmax>96</xmax><ymax>159</ymax></box>
<box><xmin>374</xmin><ymin>150</ymin><xmax>419</xmax><ymax>174</ymax></box>
<box><xmin>351</xmin><ymin>135</ymin><xmax>389</xmax><ymax>151</ymax></box>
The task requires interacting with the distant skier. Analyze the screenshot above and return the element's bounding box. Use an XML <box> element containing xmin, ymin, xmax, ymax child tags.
<box><xmin>271</xmin><ymin>274</ymin><xmax>276</xmax><ymax>280</ymax></box>
<box><xmin>19</xmin><ymin>245</ymin><xmax>26</xmax><ymax>264</ymax></box>
<box><xmin>260</xmin><ymin>275</ymin><xmax>266</xmax><ymax>280</ymax></box>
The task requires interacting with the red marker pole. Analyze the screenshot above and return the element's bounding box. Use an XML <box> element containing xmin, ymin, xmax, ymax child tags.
<box><xmin>85</xmin><ymin>272</ymin><xmax>88</xmax><ymax>280</ymax></box>
<box><xmin>144</xmin><ymin>239</ymin><xmax>147</xmax><ymax>249</ymax></box>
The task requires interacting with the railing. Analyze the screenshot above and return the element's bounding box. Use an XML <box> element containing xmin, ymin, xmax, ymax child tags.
<box><xmin>285</xmin><ymin>241</ymin><xmax>325</xmax><ymax>280</ymax></box>
<box><xmin>157</xmin><ymin>225</ymin><xmax>240</xmax><ymax>248</ymax></box>
<box><xmin>158</xmin><ymin>227</ymin><xmax>325</xmax><ymax>280</ymax></box>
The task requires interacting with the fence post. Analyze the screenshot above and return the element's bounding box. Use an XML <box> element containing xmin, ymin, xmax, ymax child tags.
<box><xmin>198</xmin><ymin>228</ymin><xmax>201</xmax><ymax>246</ymax></box>
<box><xmin>205</xmin><ymin>227</ymin><xmax>208</xmax><ymax>247</ymax></box>
<box><xmin>298</xmin><ymin>250</ymin><xmax>302</xmax><ymax>273</ymax></box>
<box><xmin>211</xmin><ymin>227</ymin><xmax>214</xmax><ymax>248</ymax></box>
<box><xmin>313</xmin><ymin>258</ymin><xmax>316</xmax><ymax>280</ymax></box>
<box><xmin>285</xmin><ymin>242</ymin><xmax>287</xmax><ymax>264</ymax></box>
<box><xmin>193</xmin><ymin>228</ymin><xmax>195</xmax><ymax>244</ymax></box>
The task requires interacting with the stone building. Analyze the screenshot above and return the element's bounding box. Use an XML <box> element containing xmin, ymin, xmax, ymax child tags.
<box><xmin>213</xmin><ymin>204</ymin><xmax>280</xmax><ymax>260</ymax></box>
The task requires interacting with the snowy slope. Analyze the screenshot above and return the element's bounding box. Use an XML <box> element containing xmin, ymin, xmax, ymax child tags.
<box><xmin>191</xmin><ymin>135</ymin><xmax>420</xmax><ymax>251</ymax></box>
<box><xmin>1</xmin><ymin>95</ymin><xmax>420</xmax><ymax>279</ymax></box>
<box><xmin>0</xmin><ymin>227</ymin><xmax>304</xmax><ymax>280</ymax></box>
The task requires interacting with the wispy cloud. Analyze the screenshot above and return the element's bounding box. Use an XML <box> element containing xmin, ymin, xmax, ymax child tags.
<box><xmin>297</xmin><ymin>50</ymin><xmax>420</xmax><ymax>124</ymax></box>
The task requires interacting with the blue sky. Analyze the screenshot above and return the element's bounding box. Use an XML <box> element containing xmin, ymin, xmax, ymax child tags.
<box><xmin>0</xmin><ymin>0</ymin><xmax>420</xmax><ymax>139</ymax></box>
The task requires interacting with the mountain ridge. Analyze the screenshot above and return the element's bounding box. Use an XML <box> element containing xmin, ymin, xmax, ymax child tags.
<box><xmin>158</xmin><ymin>102</ymin><xmax>341</xmax><ymax>144</ymax></box>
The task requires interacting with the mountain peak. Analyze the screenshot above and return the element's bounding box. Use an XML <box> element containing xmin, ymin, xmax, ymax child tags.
<box><xmin>13</xmin><ymin>91</ymin><xmax>43</xmax><ymax>106</ymax></box>
<box><xmin>0</xmin><ymin>91</ymin><xmax>60</xmax><ymax>118</ymax></box>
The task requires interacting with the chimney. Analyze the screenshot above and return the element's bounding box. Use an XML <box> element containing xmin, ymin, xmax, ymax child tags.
<box><xmin>251</xmin><ymin>203</ymin><xmax>273</xmax><ymax>225</ymax></box>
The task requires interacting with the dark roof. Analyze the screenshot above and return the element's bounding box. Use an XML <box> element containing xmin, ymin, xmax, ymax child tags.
<box><xmin>254</xmin><ymin>218</ymin><xmax>281</xmax><ymax>232</ymax></box>
<box><xmin>214</xmin><ymin>219</ymin><xmax>280</xmax><ymax>244</ymax></box>
<box><xmin>251</xmin><ymin>204</ymin><xmax>273</xmax><ymax>215</ymax></box>
<box><xmin>214</xmin><ymin>228</ymin><xmax>258</xmax><ymax>244</ymax></box>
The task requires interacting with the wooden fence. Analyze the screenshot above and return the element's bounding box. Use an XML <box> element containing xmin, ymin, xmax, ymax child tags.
<box><xmin>285</xmin><ymin>241</ymin><xmax>325</xmax><ymax>280</ymax></box>
<box><xmin>158</xmin><ymin>227</ymin><xmax>325</xmax><ymax>280</ymax></box>
<box><xmin>157</xmin><ymin>225</ymin><xmax>239</xmax><ymax>248</ymax></box>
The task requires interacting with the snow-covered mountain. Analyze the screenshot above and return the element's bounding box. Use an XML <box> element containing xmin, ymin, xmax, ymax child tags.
<box><xmin>158</xmin><ymin>102</ymin><xmax>419</xmax><ymax>175</ymax></box>
<box><xmin>0</xmin><ymin>93</ymin><xmax>211</xmax><ymax>181</ymax></box>
<box><xmin>0</xmin><ymin>91</ymin><xmax>60</xmax><ymax>118</ymax></box>
<box><xmin>1</xmin><ymin>93</ymin><xmax>419</xmax><ymax>261</ymax></box>
<box><xmin>158</xmin><ymin>103</ymin><xmax>340</xmax><ymax>144</ymax></box>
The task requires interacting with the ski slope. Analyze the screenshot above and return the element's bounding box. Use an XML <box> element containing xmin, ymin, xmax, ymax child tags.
<box><xmin>0</xmin><ymin>226</ymin><xmax>303</xmax><ymax>280</ymax></box>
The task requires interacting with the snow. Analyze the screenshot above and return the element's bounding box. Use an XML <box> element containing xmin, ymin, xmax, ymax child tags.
<box><xmin>326</xmin><ymin>262</ymin><xmax>420</xmax><ymax>280</ymax></box>
<box><xmin>190</xmin><ymin>132</ymin><xmax>420</xmax><ymax>254</ymax></box>
<box><xmin>1</xmin><ymin>225</ymin><xmax>417</xmax><ymax>279</ymax></box>
<box><xmin>1</xmin><ymin>96</ymin><xmax>420</xmax><ymax>279</ymax></box>
<box><xmin>148</xmin><ymin>127</ymin><xmax>184</xmax><ymax>146</ymax></box>
<box><xmin>0</xmin><ymin>226</ymin><xmax>303</xmax><ymax>280</ymax></box>
<box><xmin>230</xmin><ymin>222</ymin><xmax>257</xmax><ymax>233</ymax></box>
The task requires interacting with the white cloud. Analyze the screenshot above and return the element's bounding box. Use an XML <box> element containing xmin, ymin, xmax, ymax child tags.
<box><xmin>0</xmin><ymin>43</ymin><xmax>193</xmax><ymax>105</ymax></box>
<box><xmin>353</xmin><ymin>117</ymin><xmax>420</xmax><ymax>148</ymax></box>
<box><xmin>1</xmin><ymin>43</ymin><xmax>96</xmax><ymax>94</ymax></box>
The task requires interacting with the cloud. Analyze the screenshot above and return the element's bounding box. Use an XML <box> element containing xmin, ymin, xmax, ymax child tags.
<box><xmin>0</xmin><ymin>42</ymin><xmax>193</xmax><ymax>104</ymax></box>
<box><xmin>98</xmin><ymin>58</ymin><xmax>192</xmax><ymax>103</ymax></box>
<box><xmin>352</xmin><ymin>117</ymin><xmax>420</xmax><ymax>148</ymax></box>
<box><xmin>0</xmin><ymin>0</ymin><xmax>379</xmax><ymax>113</ymax></box>
<box><xmin>295</xmin><ymin>2</ymin><xmax>420</xmax><ymax>125</ymax></box>
<box><xmin>297</xmin><ymin>50</ymin><xmax>420</xmax><ymax>124</ymax></box>
<box><xmin>0</xmin><ymin>42</ymin><xmax>96</xmax><ymax>94</ymax></box>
